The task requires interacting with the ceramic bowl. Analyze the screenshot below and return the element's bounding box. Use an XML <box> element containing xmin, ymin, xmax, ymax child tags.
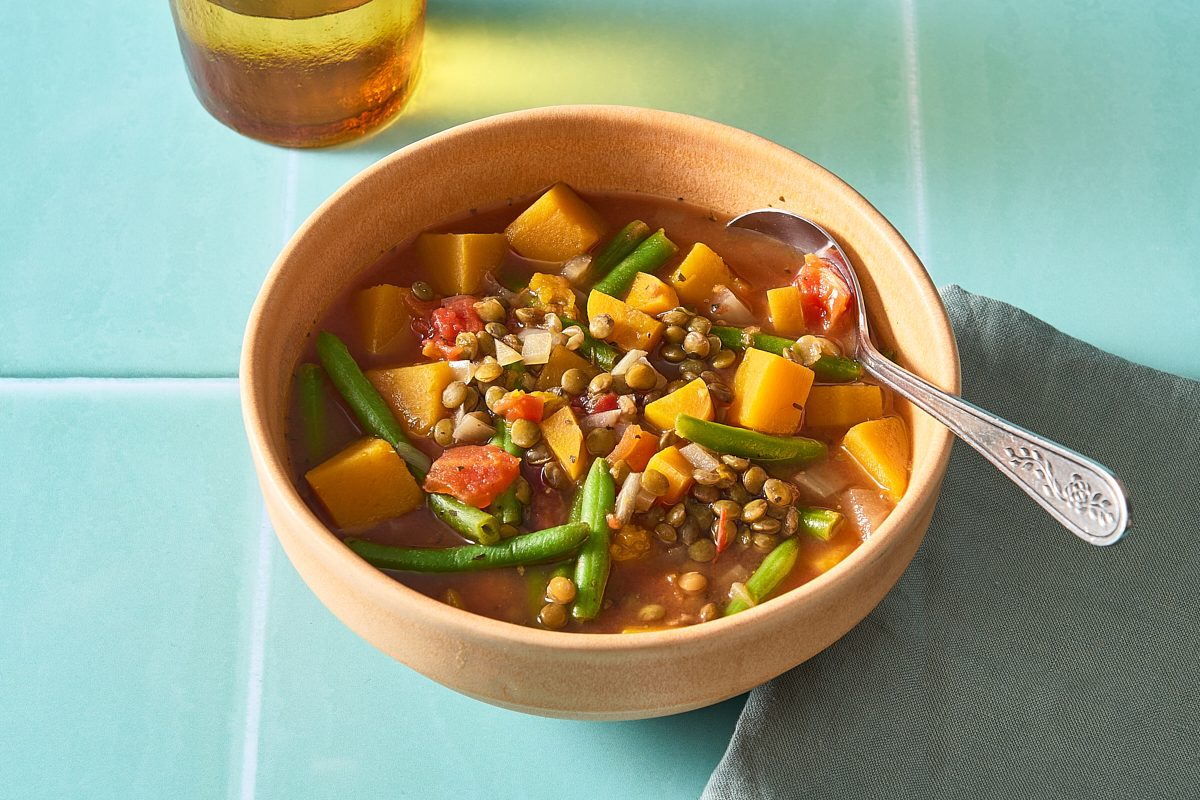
<box><xmin>240</xmin><ymin>105</ymin><xmax>959</xmax><ymax>720</ymax></box>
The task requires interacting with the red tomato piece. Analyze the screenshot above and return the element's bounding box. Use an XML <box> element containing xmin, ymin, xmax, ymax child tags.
<box><xmin>580</xmin><ymin>391</ymin><xmax>619</xmax><ymax>414</ymax></box>
<box><xmin>421</xmin><ymin>295</ymin><xmax>484</xmax><ymax>361</ymax></box>
<box><xmin>423</xmin><ymin>445</ymin><xmax>521</xmax><ymax>509</ymax></box>
<box><xmin>793</xmin><ymin>254</ymin><xmax>852</xmax><ymax>331</ymax></box>
<box><xmin>493</xmin><ymin>391</ymin><xmax>545</xmax><ymax>422</ymax></box>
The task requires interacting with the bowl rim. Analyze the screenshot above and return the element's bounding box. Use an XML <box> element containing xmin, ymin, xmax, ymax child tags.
<box><xmin>240</xmin><ymin>103</ymin><xmax>959</xmax><ymax>656</ymax></box>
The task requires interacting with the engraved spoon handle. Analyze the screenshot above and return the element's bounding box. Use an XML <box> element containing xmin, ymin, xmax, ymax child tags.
<box><xmin>860</xmin><ymin>348</ymin><xmax>1130</xmax><ymax>545</ymax></box>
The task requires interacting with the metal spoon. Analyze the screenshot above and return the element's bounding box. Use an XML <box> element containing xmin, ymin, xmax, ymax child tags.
<box><xmin>728</xmin><ymin>208</ymin><xmax>1130</xmax><ymax>546</ymax></box>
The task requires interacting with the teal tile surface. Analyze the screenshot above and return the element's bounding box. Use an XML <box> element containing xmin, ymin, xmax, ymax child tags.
<box><xmin>252</xmin><ymin>554</ymin><xmax>745</xmax><ymax>799</ymax></box>
<box><xmin>0</xmin><ymin>3</ymin><xmax>286</xmax><ymax>377</ymax></box>
<box><xmin>914</xmin><ymin>0</ymin><xmax>1200</xmax><ymax>379</ymax></box>
<box><xmin>0</xmin><ymin>379</ymin><xmax>261</xmax><ymax>799</ymax></box>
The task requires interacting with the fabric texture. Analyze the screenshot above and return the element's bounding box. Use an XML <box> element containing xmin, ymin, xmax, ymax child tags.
<box><xmin>702</xmin><ymin>286</ymin><xmax>1200</xmax><ymax>800</ymax></box>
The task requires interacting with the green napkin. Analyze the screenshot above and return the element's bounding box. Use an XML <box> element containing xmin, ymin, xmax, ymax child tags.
<box><xmin>703</xmin><ymin>286</ymin><xmax>1200</xmax><ymax>799</ymax></box>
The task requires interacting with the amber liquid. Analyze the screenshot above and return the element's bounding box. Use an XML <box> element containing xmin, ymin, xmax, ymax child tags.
<box><xmin>170</xmin><ymin>0</ymin><xmax>425</xmax><ymax>147</ymax></box>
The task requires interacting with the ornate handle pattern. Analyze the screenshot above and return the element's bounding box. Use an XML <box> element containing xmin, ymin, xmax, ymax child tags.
<box><xmin>862</xmin><ymin>349</ymin><xmax>1130</xmax><ymax>546</ymax></box>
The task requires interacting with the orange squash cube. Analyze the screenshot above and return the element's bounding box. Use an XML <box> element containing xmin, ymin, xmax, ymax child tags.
<box><xmin>305</xmin><ymin>437</ymin><xmax>423</xmax><ymax>530</ymax></box>
<box><xmin>803</xmin><ymin>384</ymin><xmax>884</xmax><ymax>430</ymax></box>
<box><xmin>535</xmin><ymin>345</ymin><xmax>599</xmax><ymax>391</ymax></box>
<box><xmin>643</xmin><ymin>446</ymin><xmax>695</xmax><ymax>505</ymax></box>
<box><xmin>624</xmin><ymin>272</ymin><xmax>680</xmax><ymax>316</ymax></box>
<box><xmin>353</xmin><ymin>284</ymin><xmax>414</xmax><ymax>356</ymax></box>
<box><xmin>586</xmin><ymin>290</ymin><xmax>666</xmax><ymax>353</ymax></box>
<box><xmin>766</xmin><ymin>285</ymin><xmax>807</xmax><ymax>338</ymax></box>
<box><xmin>366</xmin><ymin>361</ymin><xmax>456</xmax><ymax>435</ymax></box>
<box><xmin>667</xmin><ymin>242</ymin><xmax>736</xmax><ymax>306</ymax></box>
<box><xmin>505</xmin><ymin>183</ymin><xmax>607</xmax><ymax>262</ymax></box>
<box><xmin>726</xmin><ymin>348</ymin><xmax>815</xmax><ymax>435</ymax></box>
<box><xmin>842</xmin><ymin>416</ymin><xmax>909</xmax><ymax>501</ymax></box>
<box><xmin>643</xmin><ymin>377</ymin><xmax>713</xmax><ymax>432</ymax></box>
<box><xmin>541</xmin><ymin>405</ymin><xmax>589</xmax><ymax>481</ymax></box>
<box><xmin>415</xmin><ymin>233</ymin><xmax>508</xmax><ymax>296</ymax></box>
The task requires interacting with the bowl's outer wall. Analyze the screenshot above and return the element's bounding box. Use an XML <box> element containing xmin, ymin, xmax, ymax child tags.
<box><xmin>241</xmin><ymin>106</ymin><xmax>960</xmax><ymax>720</ymax></box>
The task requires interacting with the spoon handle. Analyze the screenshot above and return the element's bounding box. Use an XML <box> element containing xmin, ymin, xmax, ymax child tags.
<box><xmin>860</xmin><ymin>349</ymin><xmax>1130</xmax><ymax>545</ymax></box>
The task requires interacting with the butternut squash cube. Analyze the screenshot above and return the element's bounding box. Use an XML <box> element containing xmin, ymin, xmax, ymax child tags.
<box><xmin>624</xmin><ymin>272</ymin><xmax>680</xmax><ymax>317</ymax></box>
<box><xmin>305</xmin><ymin>437</ymin><xmax>423</xmax><ymax>530</ymax></box>
<box><xmin>727</xmin><ymin>348</ymin><xmax>815</xmax><ymax>435</ymax></box>
<box><xmin>528</xmin><ymin>272</ymin><xmax>578</xmax><ymax>317</ymax></box>
<box><xmin>505</xmin><ymin>183</ymin><xmax>607</xmax><ymax>262</ymax></box>
<box><xmin>644</xmin><ymin>446</ymin><xmax>694</xmax><ymax>505</ymax></box>
<box><xmin>541</xmin><ymin>405</ymin><xmax>589</xmax><ymax>481</ymax></box>
<box><xmin>535</xmin><ymin>345</ymin><xmax>599</xmax><ymax>391</ymax></box>
<box><xmin>366</xmin><ymin>361</ymin><xmax>456</xmax><ymax>435</ymax></box>
<box><xmin>353</xmin><ymin>284</ymin><xmax>414</xmax><ymax>356</ymax></box>
<box><xmin>766</xmin><ymin>285</ymin><xmax>807</xmax><ymax>339</ymax></box>
<box><xmin>842</xmin><ymin>416</ymin><xmax>909</xmax><ymax>501</ymax></box>
<box><xmin>643</xmin><ymin>377</ymin><xmax>713</xmax><ymax>432</ymax></box>
<box><xmin>415</xmin><ymin>233</ymin><xmax>508</xmax><ymax>296</ymax></box>
<box><xmin>586</xmin><ymin>290</ymin><xmax>666</xmax><ymax>352</ymax></box>
<box><xmin>804</xmin><ymin>384</ymin><xmax>884</xmax><ymax>430</ymax></box>
<box><xmin>668</xmin><ymin>242</ymin><xmax>736</xmax><ymax>306</ymax></box>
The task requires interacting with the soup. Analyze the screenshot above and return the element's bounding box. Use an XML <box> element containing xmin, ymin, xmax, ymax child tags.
<box><xmin>286</xmin><ymin>184</ymin><xmax>909</xmax><ymax>633</ymax></box>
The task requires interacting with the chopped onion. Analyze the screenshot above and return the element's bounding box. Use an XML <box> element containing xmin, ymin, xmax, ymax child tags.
<box><xmin>678</xmin><ymin>443</ymin><xmax>720</xmax><ymax>472</ymax></box>
<box><xmin>613</xmin><ymin>472</ymin><xmax>642</xmax><ymax>526</ymax></box>
<box><xmin>617</xmin><ymin>395</ymin><xmax>638</xmax><ymax>417</ymax></box>
<box><xmin>520</xmin><ymin>330</ymin><xmax>554</xmax><ymax>365</ymax></box>
<box><xmin>447</xmin><ymin>360</ymin><xmax>474</xmax><ymax>382</ymax></box>
<box><xmin>611</xmin><ymin>349</ymin><xmax>648</xmax><ymax>377</ymax></box>
<box><xmin>791</xmin><ymin>460</ymin><xmax>853</xmax><ymax>502</ymax></box>
<box><xmin>493</xmin><ymin>338</ymin><xmax>524</xmax><ymax>366</ymax></box>
<box><xmin>634</xmin><ymin>485</ymin><xmax>656</xmax><ymax>512</ymax></box>
<box><xmin>841</xmin><ymin>487</ymin><xmax>890</xmax><ymax>538</ymax></box>
<box><xmin>708</xmin><ymin>285</ymin><xmax>755</xmax><ymax>325</ymax></box>
<box><xmin>580</xmin><ymin>409</ymin><xmax>622</xmax><ymax>432</ymax></box>
<box><xmin>452</xmin><ymin>414</ymin><xmax>495</xmax><ymax>444</ymax></box>
<box><xmin>561</xmin><ymin>255</ymin><xmax>592</xmax><ymax>284</ymax></box>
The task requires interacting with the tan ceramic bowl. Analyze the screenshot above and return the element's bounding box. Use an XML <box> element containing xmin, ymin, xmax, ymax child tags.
<box><xmin>241</xmin><ymin>105</ymin><xmax>959</xmax><ymax>720</ymax></box>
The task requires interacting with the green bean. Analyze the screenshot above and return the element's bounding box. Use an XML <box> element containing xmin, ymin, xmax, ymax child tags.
<box><xmin>798</xmin><ymin>508</ymin><xmax>843</xmax><ymax>541</ymax></box>
<box><xmin>489</xmin><ymin>421</ymin><xmax>524</xmax><ymax>527</ymax></box>
<box><xmin>676</xmin><ymin>415</ymin><xmax>827</xmax><ymax>467</ymax></box>
<box><xmin>724</xmin><ymin>536</ymin><xmax>801</xmax><ymax>616</ymax></box>
<box><xmin>315</xmin><ymin>331</ymin><xmax>432</xmax><ymax>477</ymax></box>
<box><xmin>586</xmin><ymin>220</ymin><xmax>651</xmax><ymax>284</ymax></box>
<box><xmin>316</xmin><ymin>331</ymin><xmax>501</xmax><ymax>543</ymax></box>
<box><xmin>560</xmin><ymin>315</ymin><xmax>619</xmax><ymax>371</ymax></box>
<box><xmin>591</xmin><ymin>229</ymin><xmax>678</xmax><ymax>298</ymax></box>
<box><xmin>295</xmin><ymin>363</ymin><xmax>329</xmax><ymax>464</ymax></box>
<box><xmin>710</xmin><ymin>326</ymin><xmax>864</xmax><ymax>381</ymax></box>
<box><xmin>346</xmin><ymin>523</ymin><xmax>589</xmax><ymax>573</ymax></box>
<box><xmin>567</xmin><ymin>486</ymin><xmax>585</xmax><ymax>524</ymax></box>
<box><xmin>572</xmin><ymin>456</ymin><xmax>616</xmax><ymax>621</ymax></box>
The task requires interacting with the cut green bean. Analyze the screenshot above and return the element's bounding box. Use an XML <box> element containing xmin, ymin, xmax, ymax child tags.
<box><xmin>676</xmin><ymin>415</ymin><xmax>826</xmax><ymax>467</ymax></box>
<box><xmin>560</xmin><ymin>316</ymin><xmax>619</xmax><ymax>371</ymax></box>
<box><xmin>346</xmin><ymin>523</ymin><xmax>588</xmax><ymax>573</ymax></box>
<box><xmin>586</xmin><ymin>220</ymin><xmax>651</xmax><ymax>284</ymax></box>
<box><xmin>724</xmin><ymin>536</ymin><xmax>801</xmax><ymax>616</ymax></box>
<box><xmin>710</xmin><ymin>326</ymin><xmax>864</xmax><ymax>382</ymax></box>
<box><xmin>315</xmin><ymin>331</ymin><xmax>432</xmax><ymax>477</ymax></box>
<box><xmin>316</xmin><ymin>331</ymin><xmax>500</xmax><ymax>543</ymax></box>
<box><xmin>797</xmin><ymin>508</ymin><xmax>844</xmax><ymax>541</ymax></box>
<box><xmin>591</xmin><ymin>229</ymin><xmax>678</xmax><ymax>298</ymax></box>
<box><xmin>572</xmin><ymin>457</ymin><xmax>616</xmax><ymax>621</ymax></box>
<box><xmin>296</xmin><ymin>363</ymin><xmax>329</xmax><ymax>465</ymax></box>
<box><xmin>489</xmin><ymin>421</ymin><xmax>524</xmax><ymax>527</ymax></box>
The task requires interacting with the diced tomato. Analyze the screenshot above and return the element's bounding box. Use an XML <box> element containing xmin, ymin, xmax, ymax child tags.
<box><xmin>421</xmin><ymin>295</ymin><xmax>484</xmax><ymax>361</ymax></box>
<box><xmin>793</xmin><ymin>253</ymin><xmax>852</xmax><ymax>331</ymax></box>
<box><xmin>579</xmin><ymin>391</ymin><xmax>619</xmax><ymax>415</ymax></box>
<box><xmin>423</xmin><ymin>445</ymin><xmax>521</xmax><ymax>509</ymax></box>
<box><xmin>493</xmin><ymin>391</ymin><xmax>545</xmax><ymax>422</ymax></box>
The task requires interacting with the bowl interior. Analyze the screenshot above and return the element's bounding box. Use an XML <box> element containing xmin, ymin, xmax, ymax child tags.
<box><xmin>241</xmin><ymin>105</ymin><xmax>959</xmax><ymax>718</ymax></box>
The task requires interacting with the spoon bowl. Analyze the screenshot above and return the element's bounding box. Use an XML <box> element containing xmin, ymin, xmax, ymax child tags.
<box><xmin>729</xmin><ymin>208</ymin><xmax>1131</xmax><ymax>546</ymax></box>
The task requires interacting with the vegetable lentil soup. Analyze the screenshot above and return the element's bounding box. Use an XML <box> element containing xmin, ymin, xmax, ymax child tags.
<box><xmin>287</xmin><ymin>184</ymin><xmax>911</xmax><ymax>633</ymax></box>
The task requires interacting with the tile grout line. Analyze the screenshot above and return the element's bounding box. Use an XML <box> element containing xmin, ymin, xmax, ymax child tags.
<box><xmin>900</xmin><ymin>0</ymin><xmax>929</xmax><ymax>258</ymax></box>
<box><xmin>237</xmin><ymin>148</ymin><xmax>299</xmax><ymax>800</ymax></box>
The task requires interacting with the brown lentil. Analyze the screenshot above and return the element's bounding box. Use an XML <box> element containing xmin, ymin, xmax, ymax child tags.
<box><xmin>741</xmin><ymin>498</ymin><xmax>768</xmax><ymax>522</ymax></box>
<box><xmin>588</xmin><ymin>372</ymin><xmax>613</xmax><ymax>394</ymax></box>
<box><xmin>661</xmin><ymin>343</ymin><xmax>687</xmax><ymax>363</ymax></box>
<box><xmin>688</xmin><ymin>539</ymin><xmax>717</xmax><ymax>562</ymax></box>
<box><xmin>588</xmin><ymin>313</ymin><xmax>615</xmax><ymax>339</ymax></box>
<box><xmin>432</xmin><ymin>418</ymin><xmax>455</xmax><ymax>447</ymax></box>
<box><xmin>666</xmin><ymin>503</ymin><xmax>688</xmax><ymax>527</ymax></box>
<box><xmin>585</xmin><ymin>427</ymin><xmax>616</xmax><ymax>457</ymax></box>
<box><xmin>641</xmin><ymin>469</ymin><xmax>670</xmax><ymax>497</ymax></box>
<box><xmin>698</xmin><ymin>602</ymin><xmax>719</xmax><ymax>622</ymax></box>
<box><xmin>693</xmin><ymin>468</ymin><xmax>722</xmax><ymax>486</ymax></box>
<box><xmin>474</xmin><ymin>330</ymin><xmax>495</xmax><ymax>356</ymax></box>
<box><xmin>638</xmin><ymin>604</ymin><xmax>666</xmax><ymax>622</ymax></box>
<box><xmin>687</xmin><ymin>315</ymin><xmax>712</xmax><ymax>335</ymax></box>
<box><xmin>720</xmin><ymin>454</ymin><xmax>750</xmax><ymax>471</ymax></box>
<box><xmin>678</xmin><ymin>571</ymin><xmax>709</xmax><ymax>594</ymax></box>
<box><xmin>539</xmin><ymin>603</ymin><xmax>568</xmax><ymax>629</ymax></box>
<box><xmin>454</xmin><ymin>332</ymin><xmax>478</xmax><ymax>360</ymax></box>
<box><xmin>525</xmin><ymin>442</ymin><xmax>554</xmax><ymax>465</ymax></box>
<box><xmin>442</xmin><ymin>380</ymin><xmax>468</xmax><ymax>409</ymax></box>
<box><xmin>547</xmin><ymin>576</ymin><xmax>577</xmax><ymax>604</ymax></box>
<box><xmin>609</xmin><ymin>459</ymin><xmax>631</xmax><ymax>486</ymax></box>
<box><xmin>663</xmin><ymin>324</ymin><xmax>687</xmax><ymax>344</ymax></box>
<box><xmin>752</xmin><ymin>532</ymin><xmax>777</xmax><ymax>552</ymax></box>
<box><xmin>542</xmin><ymin>462</ymin><xmax>572</xmax><ymax>491</ymax></box>
<box><xmin>782</xmin><ymin>506</ymin><xmax>800</xmax><ymax>536</ymax></box>
<box><xmin>514</xmin><ymin>477</ymin><xmax>532</xmax><ymax>505</ymax></box>
<box><xmin>751</xmin><ymin>517</ymin><xmax>782</xmax><ymax>533</ymax></box>
<box><xmin>514</xmin><ymin>306</ymin><xmax>539</xmax><ymax>325</ymax></box>
<box><xmin>625</xmin><ymin>362</ymin><xmax>657</xmax><ymax>391</ymax></box>
<box><xmin>474</xmin><ymin>361</ymin><xmax>504</xmax><ymax>384</ymax></box>
<box><xmin>654</xmin><ymin>523</ymin><xmax>678</xmax><ymax>544</ymax></box>
<box><xmin>708</xmin><ymin>384</ymin><xmax>733</xmax><ymax>403</ymax></box>
<box><xmin>484</xmin><ymin>385</ymin><xmax>506</xmax><ymax>411</ymax></box>
<box><xmin>683</xmin><ymin>330</ymin><xmax>711</xmax><ymax>358</ymax></box>
<box><xmin>692</xmin><ymin>484</ymin><xmax>720</xmax><ymax>503</ymax></box>
<box><xmin>411</xmin><ymin>280</ymin><xmax>434</xmax><ymax>301</ymax></box>
<box><xmin>482</xmin><ymin>321</ymin><xmax>508</xmax><ymax>340</ymax></box>
<box><xmin>764</xmin><ymin>478</ymin><xmax>794</xmax><ymax>506</ymax></box>
<box><xmin>509</xmin><ymin>418</ymin><xmax>541</xmax><ymax>449</ymax></box>
<box><xmin>662</xmin><ymin>308</ymin><xmax>690</xmax><ymax>327</ymax></box>
<box><xmin>474</xmin><ymin>297</ymin><xmax>506</xmax><ymax>323</ymax></box>
<box><xmin>710</xmin><ymin>348</ymin><xmax>737</xmax><ymax>369</ymax></box>
<box><xmin>680</xmin><ymin>357</ymin><xmax>707</xmax><ymax>377</ymax></box>
<box><xmin>658</xmin><ymin>429</ymin><xmax>677</xmax><ymax>449</ymax></box>
<box><xmin>678</xmin><ymin>519</ymin><xmax>701</xmax><ymax>545</ymax></box>
<box><xmin>742</xmin><ymin>465</ymin><xmax>768</xmax><ymax>495</ymax></box>
<box><xmin>561</xmin><ymin>368</ymin><xmax>589</xmax><ymax>395</ymax></box>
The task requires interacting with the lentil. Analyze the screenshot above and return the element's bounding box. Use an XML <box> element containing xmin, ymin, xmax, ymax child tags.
<box><xmin>625</xmin><ymin>362</ymin><xmax>657</xmax><ymax>391</ymax></box>
<box><xmin>585</xmin><ymin>427</ymin><xmax>616</xmax><ymax>457</ymax></box>
<box><xmin>688</xmin><ymin>539</ymin><xmax>717</xmax><ymax>563</ymax></box>
<box><xmin>742</xmin><ymin>465</ymin><xmax>768</xmax><ymax>495</ymax></box>
<box><xmin>510</xmin><ymin>418</ymin><xmax>542</xmax><ymax>449</ymax></box>
<box><xmin>764</xmin><ymin>478</ymin><xmax>794</xmax><ymax>506</ymax></box>
<box><xmin>547</xmin><ymin>576</ymin><xmax>577</xmax><ymax>604</ymax></box>
<box><xmin>411</xmin><ymin>280</ymin><xmax>434</xmax><ymax>301</ymax></box>
<box><xmin>641</xmin><ymin>469</ymin><xmax>670</xmax><ymax>497</ymax></box>
<box><xmin>678</xmin><ymin>571</ymin><xmax>709</xmax><ymax>594</ymax></box>
<box><xmin>474</xmin><ymin>297</ymin><xmax>506</xmax><ymax>323</ymax></box>
<box><xmin>539</xmin><ymin>603</ymin><xmax>568</xmax><ymax>629</ymax></box>
<box><xmin>589</xmin><ymin>313</ymin><xmax>614</xmax><ymax>339</ymax></box>
<box><xmin>433</xmin><ymin>418</ymin><xmax>455</xmax><ymax>447</ymax></box>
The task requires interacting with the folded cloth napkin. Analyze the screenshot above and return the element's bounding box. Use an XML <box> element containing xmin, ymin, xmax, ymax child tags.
<box><xmin>703</xmin><ymin>286</ymin><xmax>1200</xmax><ymax>800</ymax></box>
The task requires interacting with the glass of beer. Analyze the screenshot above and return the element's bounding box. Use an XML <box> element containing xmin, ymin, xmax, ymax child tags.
<box><xmin>169</xmin><ymin>0</ymin><xmax>426</xmax><ymax>148</ymax></box>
